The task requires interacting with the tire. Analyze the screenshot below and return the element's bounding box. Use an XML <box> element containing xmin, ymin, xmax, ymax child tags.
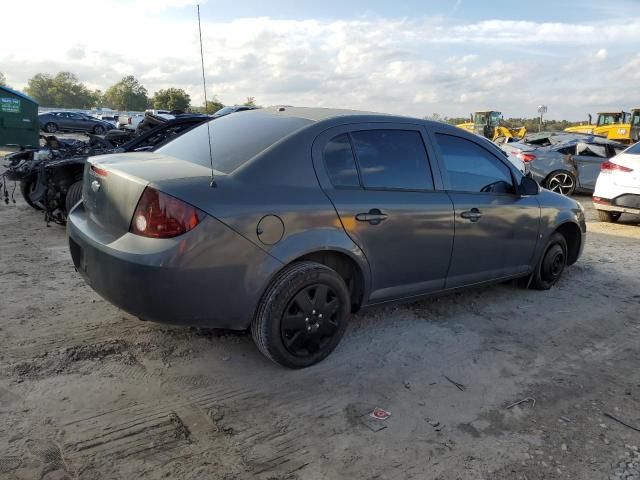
<box><xmin>19</xmin><ymin>178</ymin><xmax>43</xmax><ymax>210</ymax></box>
<box><xmin>530</xmin><ymin>232</ymin><xmax>568</xmax><ymax>290</ymax></box>
<box><xmin>545</xmin><ymin>170</ymin><xmax>576</xmax><ymax>196</ymax></box>
<box><xmin>597</xmin><ymin>210</ymin><xmax>621</xmax><ymax>223</ymax></box>
<box><xmin>44</xmin><ymin>122</ymin><xmax>57</xmax><ymax>133</ymax></box>
<box><xmin>252</xmin><ymin>261</ymin><xmax>351</xmax><ymax>369</ymax></box>
<box><xmin>93</xmin><ymin>125</ymin><xmax>106</xmax><ymax>135</ymax></box>
<box><xmin>65</xmin><ymin>181</ymin><xmax>83</xmax><ymax>214</ymax></box>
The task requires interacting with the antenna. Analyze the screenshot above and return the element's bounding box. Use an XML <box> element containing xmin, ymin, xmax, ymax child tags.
<box><xmin>197</xmin><ymin>4</ymin><xmax>216</xmax><ymax>188</ymax></box>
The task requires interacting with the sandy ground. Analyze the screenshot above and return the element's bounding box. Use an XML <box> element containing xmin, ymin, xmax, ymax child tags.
<box><xmin>1</xmin><ymin>173</ymin><xmax>639</xmax><ymax>479</ymax></box>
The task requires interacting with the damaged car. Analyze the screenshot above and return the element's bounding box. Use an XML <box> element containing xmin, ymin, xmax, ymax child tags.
<box><xmin>501</xmin><ymin>134</ymin><xmax>627</xmax><ymax>195</ymax></box>
<box><xmin>68</xmin><ymin>107</ymin><xmax>586</xmax><ymax>368</ymax></box>
<box><xmin>2</xmin><ymin>114</ymin><xmax>209</xmax><ymax>224</ymax></box>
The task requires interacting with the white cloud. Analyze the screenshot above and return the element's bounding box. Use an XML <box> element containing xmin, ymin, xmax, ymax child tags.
<box><xmin>595</xmin><ymin>48</ymin><xmax>608</xmax><ymax>60</ymax></box>
<box><xmin>1</xmin><ymin>2</ymin><xmax>639</xmax><ymax>119</ymax></box>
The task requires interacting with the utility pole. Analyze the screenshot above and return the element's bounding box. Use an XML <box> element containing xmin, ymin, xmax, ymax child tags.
<box><xmin>537</xmin><ymin>105</ymin><xmax>547</xmax><ymax>132</ymax></box>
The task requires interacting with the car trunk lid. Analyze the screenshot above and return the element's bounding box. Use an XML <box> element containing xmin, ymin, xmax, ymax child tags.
<box><xmin>83</xmin><ymin>152</ymin><xmax>212</xmax><ymax>238</ymax></box>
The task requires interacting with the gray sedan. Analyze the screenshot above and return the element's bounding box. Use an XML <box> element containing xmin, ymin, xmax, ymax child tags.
<box><xmin>501</xmin><ymin>133</ymin><xmax>627</xmax><ymax>195</ymax></box>
<box><xmin>39</xmin><ymin>111</ymin><xmax>116</xmax><ymax>135</ymax></box>
<box><xmin>68</xmin><ymin>107</ymin><xmax>586</xmax><ymax>368</ymax></box>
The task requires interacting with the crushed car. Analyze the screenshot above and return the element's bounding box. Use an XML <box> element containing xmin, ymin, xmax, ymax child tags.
<box><xmin>500</xmin><ymin>133</ymin><xmax>627</xmax><ymax>195</ymax></box>
<box><xmin>1</xmin><ymin>113</ymin><xmax>209</xmax><ymax>224</ymax></box>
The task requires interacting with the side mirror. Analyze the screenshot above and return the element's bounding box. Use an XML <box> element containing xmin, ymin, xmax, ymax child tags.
<box><xmin>518</xmin><ymin>176</ymin><xmax>539</xmax><ymax>196</ymax></box>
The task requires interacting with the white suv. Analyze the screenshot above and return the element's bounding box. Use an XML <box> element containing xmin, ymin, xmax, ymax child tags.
<box><xmin>593</xmin><ymin>142</ymin><xmax>640</xmax><ymax>222</ymax></box>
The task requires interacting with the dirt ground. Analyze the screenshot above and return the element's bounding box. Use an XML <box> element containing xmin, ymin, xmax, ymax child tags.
<box><xmin>1</xmin><ymin>169</ymin><xmax>639</xmax><ymax>479</ymax></box>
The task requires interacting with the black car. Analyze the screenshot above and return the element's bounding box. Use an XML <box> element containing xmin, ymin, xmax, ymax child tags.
<box><xmin>6</xmin><ymin>115</ymin><xmax>209</xmax><ymax>224</ymax></box>
<box><xmin>38</xmin><ymin>111</ymin><xmax>116</xmax><ymax>135</ymax></box>
<box><xmin>212</xmin><ymin>105</ymin><xmax>260</xmax><ymax>118</ymax></box>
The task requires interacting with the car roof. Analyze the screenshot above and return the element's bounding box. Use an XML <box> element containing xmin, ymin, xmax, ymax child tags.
<box><xmin>256</xmin><ymin>106</ymin><xmax>391</xmax><ymax>122</ymax></box>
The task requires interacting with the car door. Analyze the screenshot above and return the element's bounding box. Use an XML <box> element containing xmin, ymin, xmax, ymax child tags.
<box><xmin>572</xmin><ymin>142</ymin><xmax>609</xmax><ymax>191</ymax></box>
<box><xmin>69</xmin><ymin>112</ymin><xmax>91</xmax><ymax>131</ymax></box>
<box><xmin>312</xmin><ymin>123</ymin><xmax>454</xmax><ymax>303</ymax></box>
<box><xmin>56</xmin><ymin>112</ymin><xmax>72</xmax><ymax>130</ymax></box>
<box><xmin>429</xmin><ymin>129</ymin><xmax>540</xmax><ymax>288</ymax></box>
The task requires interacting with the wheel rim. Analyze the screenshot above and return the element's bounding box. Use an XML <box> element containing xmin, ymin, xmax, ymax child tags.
<box><xmin>95</xmin><ymin>126</ymin><xmax>104</xmax><ymax>134</ymax></box>
<box><xmin>46</xmin><ymin>123</ymin><xmax>55</xmax><ymax>133</ymax></box>
<box><xmin>542</xmin><ymin>245</ymin><xmax>565</xmax><ymax>283</ymax></box>
<box><xmin>280</xmin><ymin>283</ymin><xmax>341</xmax><ymax>357</ymax></box>
<box><xmin>547</xmin><ymin>173</ymin><xmax>574</xmax><ymax>195</ymax></box>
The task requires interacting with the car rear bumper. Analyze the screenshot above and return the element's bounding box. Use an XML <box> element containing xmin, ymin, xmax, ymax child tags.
<box><xmin>593</xmin><ymin>194</ymin><xmax>640</xmax><ymax>215</ymax></box>
<box><xmin>67</xmin><ymin>202</ymin><xmax>281</xmax><ymax>330</ymax></box>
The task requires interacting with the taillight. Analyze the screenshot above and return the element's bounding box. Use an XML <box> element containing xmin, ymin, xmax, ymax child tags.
<box><xmin>130</xmin><ymin>187</ymin><xmax>204</xmax><ymax>238</ymax></box>
<box><xmin>128</xmin><ymin>117</ymin><xmax>132</xmax><ymax>125</ymax></box>
<box><xmin>517</xmin><ymin>152</ymin><xmax>537</xmax><ymax>163</ymax></box>
<box><xmin>601</xmin><ymin>160</ymin><xmax>633</xmax><ymax>173</ymax></box>
<box><xmin>91</xmin><ymin>165</ymin><xmax>109</xmax><ymax>177</ymax></box>
<box><xmin>593</xmin><ymin>196</ymin><xmax>610</xmax><ymax>205</ymax></box>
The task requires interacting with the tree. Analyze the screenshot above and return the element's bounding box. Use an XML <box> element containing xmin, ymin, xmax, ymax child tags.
<box><xmin>243</xmin><ymin>96</ymin><xmax>256</xmax><ymax>107</ymax></box>
<box><xmin>0</xmin><ymin>72</ymin><xmax>6</xmax><ymax>87</ymax></box>
<box><xmin>191</xmin><ymin>99</ymin><xmax>224</xmax><ymax>114</ymax></box>
<box><xmin>24</xmin><ymin>72</ymin><xmax>98</xmax><ymax>108</ymax></box>
<box><xmin>103</xmin><ymin>75</ymin><xmax>148</xmax><ymax>111</ymax></box>
<box><xmin>151</xmin><ymin>88</ymin><xmax>191</xmax><ymax>111</ymax></box>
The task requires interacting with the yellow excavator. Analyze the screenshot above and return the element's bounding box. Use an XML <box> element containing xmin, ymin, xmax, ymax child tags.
<box><xmin>564</xmin><ymin>110</ymin><xmax>638</xmax><ymax>143</ymax></box>
<box><xmin>456</xmin><ymin>111</ymin><xmax>526</xmax><ymax>142</ymax></box>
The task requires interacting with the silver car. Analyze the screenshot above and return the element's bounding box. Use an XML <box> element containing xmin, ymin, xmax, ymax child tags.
<box><xmin>68</xmin><ymin>107</ymin><xmax>586</xmax><ymax>368</ymax></box>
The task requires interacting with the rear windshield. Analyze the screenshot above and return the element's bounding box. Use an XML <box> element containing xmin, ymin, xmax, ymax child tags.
<box><xmin>156</xmin><ymin>112</ymin><xmax>312</xmax><ymax>173</ymax></box>
<box><xmin>625</xmin><ymin>142</ymin><xmax>640</xmax><ymax>155</ymax></box>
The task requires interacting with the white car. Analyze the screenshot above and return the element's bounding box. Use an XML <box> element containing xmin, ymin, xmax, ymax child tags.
<box><xmin>116</xmin><ymin>113</ymin><xmax>145</xmax><ymax>130</ymax></box>
<box><xmin>593</xmin><ymin>142</ymin><xmax>640</xmax><ymax>222</ymax></box>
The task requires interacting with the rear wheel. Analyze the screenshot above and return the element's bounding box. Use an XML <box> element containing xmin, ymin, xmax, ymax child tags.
<box><xmin>597</xmin><ymin>210</ymin><xmax>621</xmax><ymax>223</ymax></box>
<box><xmin>19</xmin><ymin>178</ymin><xmax>42</xmax><ymax>210</ymax></box>
<box><xmin>65</xmin><ymin>181</ymin><xmax>83</xmax><ymax>214</ymax></box>
<box><xmin>44</xmin><ymin>122</ymin><xmax>57</xmax><ymax>133</ymax></box>
<box><xmin>545</xmin><ymin>171</ymin><xmax>576</xmax><ymax>196</ymax></box>
<box><xmin>252</xmin><ymin>261</ymin><xmax>351</xmax><ymax>368</ymax></box>
<box><xmin>531</xmin><ymin>233</ymin><xmax>568</xmax><ymax>290</ymax></box>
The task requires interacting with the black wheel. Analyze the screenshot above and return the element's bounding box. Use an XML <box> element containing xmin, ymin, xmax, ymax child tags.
<box><xmin>531</xmin><ymin>233</ymin><xmax>568</xmax><ymax>290</ymax></box>
<box><xmin>93</xmin><ymin>125</ymin><xmax>106</xmax><ymax>135</ymax></box>
<box><xmin>597</xmin><ymin>210</ymin><xmax>621</xmax><ymax>223</ymax></box>
<box><xmin>545</xmin><ymin>171</ymin><xmax>576</xmax><ymax>196</ymax></box>
<box><xmin>65</xmin><ymin>181</ymin><xmax>83</xmax><ymax>214</ymax></box>
<box><xmin>19</xmin><ymin>178</ymin><xmax>43</xmax><ymax>210</ymax></box>
<box><xmin>252</xmin><ymin>261</ymin><xmax>351</xmax><ymax>368</ymax></box>
<box><xmin>44</xmin><ymin>122</ymin><xmax>57</xmax><ymax>133</ymax></box>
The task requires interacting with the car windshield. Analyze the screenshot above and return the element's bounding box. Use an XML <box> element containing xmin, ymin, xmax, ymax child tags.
<box><xmin>155</xmin><ymin>111</ymin><xmax>313</xmax><ymax>173</ymax></box>
<box><xmin>214</xmin><ymin>106</ymin><xmax>235</xmax><ymax>116</ymax></box>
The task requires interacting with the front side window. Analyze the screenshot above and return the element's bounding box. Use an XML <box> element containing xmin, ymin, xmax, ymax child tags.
<box><xmin>436</xmin><ymin>133</ymin><xmax>514</xmax><ymax>194</ymax></box>
<box><xmin>350</xmin><ymin>130</ymin><xmax>434</xmax><ymax>190</ymax></box>
<box><xmin>323</xmin><ymin>134</ymin><xmax>359</xmax><ymax>188</ymax></box>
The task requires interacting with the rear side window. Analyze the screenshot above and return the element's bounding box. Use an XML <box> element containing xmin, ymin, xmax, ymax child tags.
<box><xmin>350</xmin><ymin>130</ymin><xmax>434</xmax><ymax>190</ymax></box>
<box><xmin>624</xmin><ymin>142</ymin><xmax>640</xmax><ymax>155</ymax></box>
<box><xmin>323</xmin><ymin>134</ymin><xmax>359</xmax><ymax>187</ymax></box>
<box><xmin>436</xmin><ymin>134</ymin><xmax>514</xmax><ymax>194</ymax></box>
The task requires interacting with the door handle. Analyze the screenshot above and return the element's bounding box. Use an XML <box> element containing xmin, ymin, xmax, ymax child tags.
<box><xmin>355</xmin><ymin>209</ymin><xmax>388</xmax><ymax>225</ymax></box>
<box><xmin>460</xmin><ymin>208</ymin><xmax>482</xmax><ymax>222</ymax></box>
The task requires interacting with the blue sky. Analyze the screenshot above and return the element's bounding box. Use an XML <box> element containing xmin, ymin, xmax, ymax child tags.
<box><xmin>2</xmin><ymin>0</ymin><xmax>640</xmax><ymax>119</ymax></box>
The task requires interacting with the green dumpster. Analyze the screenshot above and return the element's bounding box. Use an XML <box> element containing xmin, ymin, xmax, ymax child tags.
<box><xmin>0</xmin><ymin>86</ymin><xmax>39</xmax><ymax>148</ymax></box>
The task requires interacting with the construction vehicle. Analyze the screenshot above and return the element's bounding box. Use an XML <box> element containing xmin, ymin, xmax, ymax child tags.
<box><xmin>564</xmin><ymin>111</ymin><xmax>637</xmax><ymax>143</ymax></box>
<box><xmin>456</xmin><ymin>111</ymin><xmax>526</xmax><ymax>142</ymax></box>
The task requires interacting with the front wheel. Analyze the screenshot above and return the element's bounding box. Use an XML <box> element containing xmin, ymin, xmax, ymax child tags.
<box><xmin>93</xmin><ymin>125</ymin><xmax>105</xmax><ymax>135</ymax></box>
<box><xmin>252</xmin><ymin>261</ymin><xmax>351</xmax><ymax>368</ymax></box>
<box><xmin>597</xmin><ymin>210</ymin><xmax>621</xmax><ymax>223</ymax></box>
<box><xmin>545</xmin><ymin>171</ymin><xmax>576</xmax><ymax>196</ymax></box>
<box><xmin>19</xmin><ymin>178</ymin><xmax>43</xmax><ymax>210</ymax></box>
<box><xmin>530</xmin><ymin>233</ymin><xmax>568</xmax><ymax>290</ymax></box>
<box><xmin>65</xmin><ymin>181</ymin><xmax>83</xmax><ymax>214</ymax></box>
